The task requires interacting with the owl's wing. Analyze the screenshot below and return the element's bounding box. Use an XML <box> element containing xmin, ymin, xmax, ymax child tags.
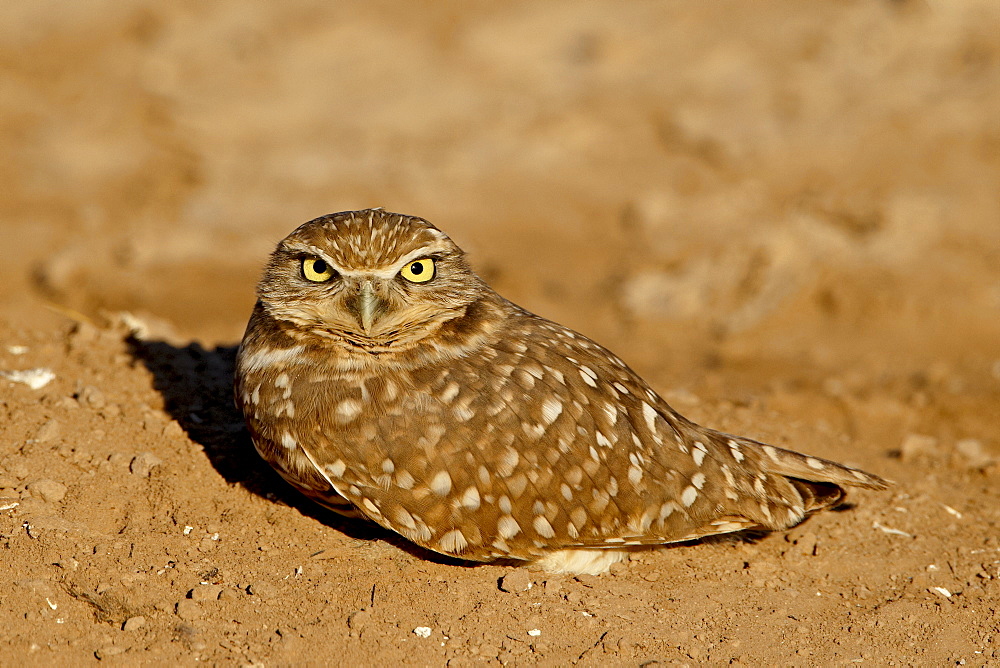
<box><xmin>301</xmin><ymin>313</ymin><xmax>886</xmax><ymax>562</ymax></box>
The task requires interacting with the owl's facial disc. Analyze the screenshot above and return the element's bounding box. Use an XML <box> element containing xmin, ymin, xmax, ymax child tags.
<box><xmin>258</xmin><ymin>210</ymin><xmax>490</xmax><ymax>353</ymax></box>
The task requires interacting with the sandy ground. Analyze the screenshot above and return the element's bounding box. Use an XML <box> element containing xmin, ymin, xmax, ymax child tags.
<box><xmin>1</xmin><ymin>1</ymin><xmax>999</xmax><ymax>665</ymax></box>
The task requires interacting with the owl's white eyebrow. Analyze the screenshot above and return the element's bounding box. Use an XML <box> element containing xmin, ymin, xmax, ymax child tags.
<box><xmin>283</xmin><ymin>240</ymin><xmax>451</xmax><ymax>278</ymax></box>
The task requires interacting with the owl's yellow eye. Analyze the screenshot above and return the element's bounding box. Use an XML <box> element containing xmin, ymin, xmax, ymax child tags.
<box><xmin>399</xmin><ymin>258</ymin><xmax>436</xmax><ymax>283</ymax></box>
<box><xmin>302</xmin><ymin>257</ymin><xmax>335</xmax><ymax>282</ymax></box>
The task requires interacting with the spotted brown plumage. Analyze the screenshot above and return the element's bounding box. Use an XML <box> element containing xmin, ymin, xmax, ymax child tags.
<box><xmin>234</xmin><ymin>209</ymin><xmax>889</xmax><ymax>575</ymax></box>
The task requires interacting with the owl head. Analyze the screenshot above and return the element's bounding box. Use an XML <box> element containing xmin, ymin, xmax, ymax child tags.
<box><xmin>255</xmin><ymin>209</ymin><xmax>486</xmax><ymax>351</ymax></box>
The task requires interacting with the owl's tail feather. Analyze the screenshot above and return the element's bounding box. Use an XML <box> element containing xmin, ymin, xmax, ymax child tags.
<box><xmin>788</xmin><ymin>479</ymin><xmax>845</xmax><ymax>513</ymax></box>
<box><xmin>740</xmin><ymin>438</ymin><xmax>891</xmax><ymax>491</ymax></box>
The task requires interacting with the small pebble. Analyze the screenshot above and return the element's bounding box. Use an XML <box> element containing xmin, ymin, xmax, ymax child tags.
<box><xmin>26</xmin><ymin>479</ymin><xmax>67</xmax><ymax>503</ymax></box>
<box><xmin>122</xmin><ymin>616</ymin><xmax>146</xmax><ymax>632</ymax></box>
<box><xmin>956</xmin><ymin>439</ymin><xmax>992</xmax><ymax>468</ymax></box>
<box><xmin>189</xmin><ymin>585</ymin><xmax>223</xmax><ymax>601</ymax></box>
<box><xmin>80</xmin><ymin>386</ymin><xmax>106</xmax><ymax>409</ymax></box>
<box><xmin>499</xmin><ymin>570</ymin><xmax>533</xmax><ymax>593</ymax></box>
<box><xmin>35</xmin><ymin>420</ymin><xmax>61</xmax><ymax>443</ymax></box>
<box><xmin>900</xmin><ymin>434</ymin><xmax>938</xmax><ymax>461</ymax></box>
<box><xmin>175</xmin><ymin>600</ymin><xmax>201</xmax><ymax>620</ymax></box>
<box><xmin>413</xmin><ymin>626</ymin><xmax>432</xmax><ymax>638</ymax></box>
<box><xmin>130</xmin><ymin>453</ymin><xmax>163</xmax><ymax>477</ymax></box>
<box><xmin>95</xmin><ymin>646</ymin><xmax>125</xmax><ymax>659</ymax></box>
<box><xmin>247</xmin><ymin>581</ymin><xmax>278</xmax><ymax>599</ymax></box>
<box><xmin>347</xmin><ymin>608</ymin><xmax>371</xmax><ymax>630</ymax></box>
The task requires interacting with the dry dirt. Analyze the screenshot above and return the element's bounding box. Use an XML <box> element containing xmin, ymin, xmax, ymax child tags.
<box><xmin>2</xmin><ymin>1</ymin><xmax>999</xmax><ymax>665</ymax></box>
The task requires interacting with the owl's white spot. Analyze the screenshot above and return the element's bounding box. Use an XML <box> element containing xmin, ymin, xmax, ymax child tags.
<box><xmin>728</xmin><ymin>439</ymin><xmax>745</xmax><ymax>462</ymax></box>
<box><xmin>498</xmin><ymin>495</ymin><xmax>512</xmax><ymax>514</ymax></box>
<box><xmin>478</xmin><ymin>466</ymin><xmax>491</xmax><ymax>486</ymax></box>
<box><xmin>522</xmin><ymin>422</ymin><xmax>545</xmax><ymax>439</ymax></box>
<box><xmin>532</xmin><ymin>500</ymin><xmax>546</xmax><ymax>515</ymax></box>
<box><xmin>280</xmin><ymin>432</ymin><xmax>297</xmax><ymax>449</ymax></box>
<box><xmin>759</xmin><ymin>503</ymin><xmax>772</xmax><ymax>521</ymax></box>
<box><xmin>659</xmin><ymin>501</ymin><xmax>676</xmax><ymax>520</ymax></box>
<box><xmin>495</xmin><ymin>364</ymin><xmax>515</xmax><ymax>378</ymax></box>
<box><xmin>725</xmin><ymin>489</ymin><xmax>740</xmax><ymax>500</ymax></box>
<box><xmin>631</xmin><ymin>433</ymin><xmax>642</xmax><ymax>449</ymax></box>
<box><xmin>578</xmin><ymin>367</ymin><xmax>598</xmax><ymax>388</ymax></box>
<box><xmin>497</xmin><ymin>446</ymin><xmax>520</xmax><ymax>477</ymax></box>
<box><xmin>642</xmin><ymin>403</ymin><xmax>658</xmax><ymax>434</ymax></box>
<box><xmin>533</xmin><ymin>516</ymin><xmax>556</xmax><ymax>539</ymax></box>
<box><xmin>693</xmin><ymin>448</ymin><xmax>706</xmax><ymax>466</ymax></box>
<box><xmin>570</xmin><ymin>506</ymin><xmax>588</xmax><ymax>529</ymax></box>
<box><xmin>507</xmin><ymin>473</ymin><xmax>528</xmax><ymax>498</ymax></box>
<box><xmin>440</xmin><ymin>382</ymin><xmax>460</xmax><ymax>403</ymax></box>
<box><xmin>681</xmin><ymin>486</ymin><xmax>698</xmax><ymax>507</ymax></box>
<box><xmin>393</xmin><ymin>507</ymin><xmax>417</xmax><ymax>530</ymax></box>
<box><xmin>251</xmin><ymin>385</ymin><xmax>261</xmax><ymax>405</ymax></box>
<box><xmin>408</xmin><ymin>516</ymin><xmax>434</xmax><ymax>542</ymax></box>
<box><xmin>613</xmin><ymin>382</ymin><xmax>630</xmax><ymax>395</ymax></box>
<box><xmin>565</xmin><ymin>466</ymin><xmax>584</xmax><ymax>486</ymax></box>
<box><xmin>721</xmin><ymin>464</ymin><xmax>736</xmax><ymax>487</ymax></box>
<box><xmin>589</xmin><ymin>446</ymin><xmax>600</xmax><ymax>461</ymax></box>
<box><xmin>430</xmin><ymin>470</ymin><xmax>452</xmax><ymax>496</ymax></box>
<box><xmin>515</xmin><ymin>369</ymin><xmax>536</xmax><ymax>389</ymax></box>
<box><xmin>560</xmin><ymin>483</ymin><xmax>573</xmax><ymax>501</ymax></box>
<box><xmin>754</xmin><ymin>475</ymin><xmax>767</xmax><ymax>496</ymax></box>
<box><xmin>806</xmin><ymin>457</ymin><xmax>824</xmax><ymax>470</ymax></box>
<box><xmin>540</xmin><ymin>397</ymin><xmax>563</xmax><ymax>425</ymax></box>
<box><xmin>567</xmin><ymin>522</ymin><xmax>579</xmax><ymax>539</ymax></box>
<box><xmin>439</xmin><ymin>529</ymin><xmax>468</xmax><ymax>553</ymax></box>
<box><xmin>763</xmin><ymin>445</ymin><xmax>780</xmax><ymax>462</ymax></box>
<box><xmin>788</xmin><ymin>507</ymin><xmax>803</xmax><ymax>523</ymax></box>
<box><xmin>596</xmin><ymin>432</ymin><xmax>612</xmax><ymax>449</ymax></box>
<box><xmin>276</xmin><ymin>373</ymin><xmax>292</xmax><ymax>399</ymax></box>
<box><xmin>361</xmin><ymin>498</ymin><xmax>381</xmax><ymax>516</ymax></box>
<box><xmin>239</xmin><ymin>345</ymin><xmax>305</xmax><ymax>375</ymax></box>
<box><xmin>381</xmin><ymin>458</ymin><xmax>395</xmax><ymax>474</ymax></box>
<box><xmin>383</xmin><ymin>380</ymin><xmax>398</xmax><ymax>402</ymax></box>
<box><xmin>628</xmin><ymin>465</ymin><xmax>643</xmax><ymax>486</ymax></box>
<box><xmin>590</xmin><ymin>490</ymin><xmax>610</xmax><ymax>514</ymax></box>
<box><xmin>335</xmin><ymin>399</ymin><xmax>362</xmax><ymax>422</ymax></box>
<box><xmin>460</xmin><ymin>486</ymin><xmax>481</xmax><ymax>511</ymax></box>
<box><xmin>395</xmin><ymin>469</ymin><xmax>415</xmax><ymax>489</ymax></box>
<box><xmin>497</xmin><ymin>515</ymin><xmax>521</xmax><ymax>539</ymax></box>
<box><xmin>453</xmin><ymin>405</ymin><xmax>475</xmax><ymax>421</ymax></box>
<box><xmin>279</xmin><ymin>400</ymin><xmax>296</xmax><ymax>418</ymax></box>
<box><xmin>417</xmin><ymin>423</ymin><xmax>447</xmax><ymax>451</ymax></box>
<box><xmin>544</xmin><ymin>366</ymin><xmax>565</xmax><ymax>384</ymax></box>
<box><xmin>326</xmin><ymin>460</ymin><xmax>347</xmax><ymax>477</ymax></box>
<box><xmin>522</xmin><ymin>362</ymin><xmax>545</xmax><ymax>380</ymax></box>
<box><xmin>607</xmin><ymin>476</ymin><xmax>618</xmax><ymax>497</ymax></box>
<box><xmin>692</xmin><ymin>472</ymin><xmax>706</xmax><ymax>489</ymax></box>
<box><xmin>602</xmin><ymin>402</ymin><xmax>618</xmax><ymax>427</ymax></box>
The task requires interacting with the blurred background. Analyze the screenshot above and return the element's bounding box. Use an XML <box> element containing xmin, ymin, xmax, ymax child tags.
<box><xmin>2</xmin><ymin>0</ymin><xmax>998</xmax><ymax>392</ymax></box>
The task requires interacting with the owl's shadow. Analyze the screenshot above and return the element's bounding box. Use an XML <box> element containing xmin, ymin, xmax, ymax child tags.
<box><xmin>127</xmin><ymin>336</ymin><xmax>465</xmax><ymax>565</ymax></box>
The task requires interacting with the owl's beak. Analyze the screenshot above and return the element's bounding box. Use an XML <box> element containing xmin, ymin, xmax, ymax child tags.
<box><xmin>354</xmin><ymin>280</ymin><xmax>383</xmax><ymax>335</ymax></box>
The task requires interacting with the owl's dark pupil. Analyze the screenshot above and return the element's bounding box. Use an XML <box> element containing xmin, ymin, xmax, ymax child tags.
<box><xmin>411</xmin><ymin>262</ymin><xmax>424</xmax><ymax>274</ymax></box>
<box><xmin>312</xmin><ymin>259</ymin><xmax>327</xmax><ymax>274</ymax></box>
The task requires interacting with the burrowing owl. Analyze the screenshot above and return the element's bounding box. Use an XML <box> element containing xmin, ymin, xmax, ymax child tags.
<box><xmin>235</xmin><ymin>209</ymin><xmax>888</xmax><ymax>575</ymax></box>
